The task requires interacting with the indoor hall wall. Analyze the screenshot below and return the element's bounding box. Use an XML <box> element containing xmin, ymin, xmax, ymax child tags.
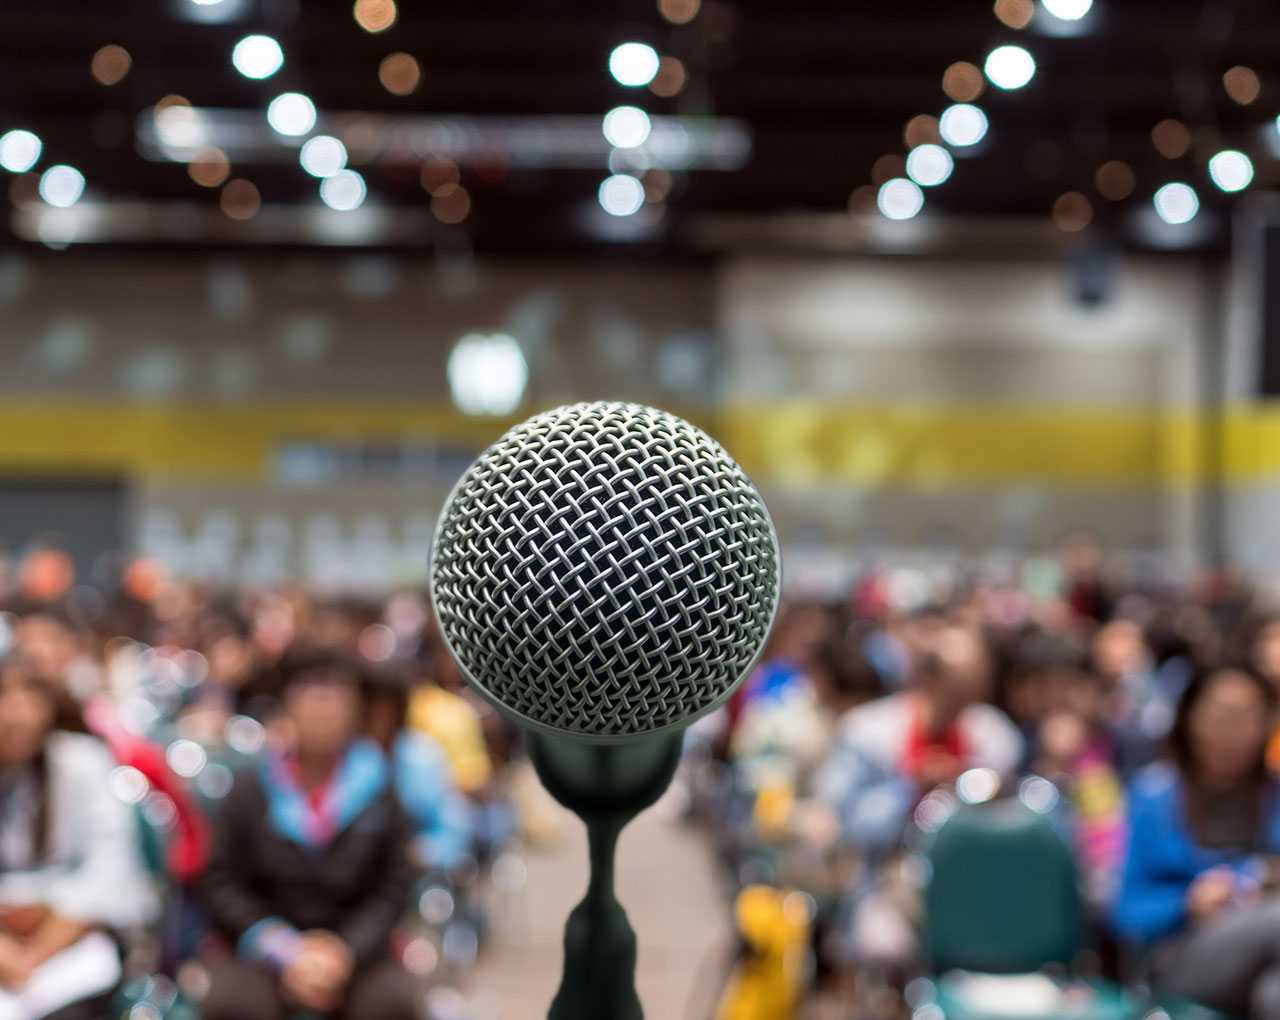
<box><xmin>718</xmin><ymin>255</ymin><xmax>1210</xmax><ymax>575</ymax></box>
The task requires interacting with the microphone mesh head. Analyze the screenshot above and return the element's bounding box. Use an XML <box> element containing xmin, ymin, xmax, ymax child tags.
<box><xmin>430</xmin><ymin>402</ymin><xmax>780</xmax><ymax>742</ymax></box>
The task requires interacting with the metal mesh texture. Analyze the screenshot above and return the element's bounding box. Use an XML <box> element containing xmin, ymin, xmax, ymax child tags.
<box><xmin>430</xmin><ymin>402</ymin><xmax>779</xmax><ymax>740</ymax></box>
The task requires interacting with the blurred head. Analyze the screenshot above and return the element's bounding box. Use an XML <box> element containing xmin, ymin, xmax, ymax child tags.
<box><xmin>1172</xmin><ymin>665</ymin><xmax>1275</xmax><ymax>790</ymax></box>
<box><xmin>808</xmin><ymin>628</ymin><xmax>882</xmax><ymax>713</ymax></box>
<box><xmin>1091</xmin><ymin>619</ymin><xmax>1149</xmax><ymax>681</ymax></box>
<box><xmin>918</xmin><ymin>623</ymin><xmax>993</xmax><ymax>720</ymax></box>
<box><xmin>14</xmin><ymin>608</ymin><xmax>80</xmax><ymax>682</ymax></box>
<box><xmin>0</xmin><ymin>656</ymin><xmax>58</xmax><ymax>768</ymax></box>
<box><xmin>1251</xmin><ymin>618</ymin><xmax>1280</xmax><ymax>685</ymax></box>
<box><xmin>278</xmin><ymin>647</ymin><xmax>363</xmax><ymax>759</ymax></box>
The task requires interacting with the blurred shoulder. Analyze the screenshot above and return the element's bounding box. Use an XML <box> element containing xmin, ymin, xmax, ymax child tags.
<box><xmin>45</xmin><ymin>730</ymin><xmax>115</xmax><ymax>775</ymax></box>
<box><xmin>1129</xmin><ymin>761</ymin><xmax>1179</xmax><ymax>804</ymax></box>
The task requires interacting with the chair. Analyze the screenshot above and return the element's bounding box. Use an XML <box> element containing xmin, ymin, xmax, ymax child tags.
<box><xmin>919</xmin><ymin>798</ymin><xmax>1134</xmax><ymax>1020</ymax></box>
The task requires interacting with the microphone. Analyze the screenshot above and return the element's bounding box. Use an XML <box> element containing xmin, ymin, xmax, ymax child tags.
<box><xmin>430</xmin><ymin>401</ymin><xmax>779</xmax><ymax>1020</ymax></box>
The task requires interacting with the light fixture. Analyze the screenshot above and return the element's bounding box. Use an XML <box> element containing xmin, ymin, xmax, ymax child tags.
<box><xmin>877</xmin><ymin>177</ymin><xmax>924</xmax><ymax>220</ymax></box>
<box><xmin>1208</xmin><ymin>150</ymin><xmax>1253</xmax><ymax>193</ymax></box>
<box><xmin>602</xmin><ymin>106</ymin><xmax>652</xmax><ymax>149</ymax></box>
<box><xmin>598</xmin><ymin>174</ymin><xmax>645</xmax><ymax>216</ymax></box>
<box><xmin>609</xmin><ymin>43</ymin><xmax>660</xmax><ymax>87</ymax></box>
<box><xmin>319</xmin><ymin>169</ymin><xmax>367</xmax><ymax>211</ymax></box>
<box><xmin>0</xmin><ymin>130</ymin><xmax>42</xmax><ymax>173</ymax></box>
<box><xmin>38</xmin><ymin>165</ymin><xmax>85</xmax><ymax>208</ymax></box>
<box><xmin>231</xmin><ymin>35</ymin><xmax>284</xmax><ymax>80</ymax></box>
<box><xmin>905</xmin><ymin>144</ymin><xmax>954</xmax><ymax>187</ymax></box>
<box><xmin>300</xmin><ymin>135</ymin><xmax>348</xmax><ymax>178</ymax></box>
<box><xmin>939</xmin><ymin>104</ymin><xmax>989</xmax><ymax>147</ymax></box>
<box><xmin>266</xmin><ymin>93</ymin><xmax>317</xmax><ymax>136</ymax></box>
<box><xmin>447</xmin><ymin>333</ymin><xmax>528</xmax><ymax>416</ymax></box>
<box><xmin>1040</xmin><ymin>0</ymin><xmax>1091</xmax><ymax>19</ymax></box>
<box><xmin>984</xmin><ymin>45</ymin><xmax>1036</xmax><ymax>90</ymax></box>
<box><xmin>1153</xmin><ymin>182</ymin><xmax>1199</xmax><ymax>225</ymax></box>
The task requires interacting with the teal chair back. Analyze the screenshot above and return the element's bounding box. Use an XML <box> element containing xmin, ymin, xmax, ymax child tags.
<box><xmin>925</xmin><ymin>799</ymin><xmax>1082</xmax><ymax>973</ymax></box>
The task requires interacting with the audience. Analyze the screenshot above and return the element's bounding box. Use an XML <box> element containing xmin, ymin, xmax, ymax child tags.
<box><xmin>1113</xmin><ymin>665</ymin><xmax>1280</xmax><ymax>1017</ymax></box>
<box><xmin>196</xmin><ymin>648</ymin><xmax>420</xmax><ymax>1020</ymax></box>
<box><xmin>2</xmin><ymin>543</ymin><xmax>1280</xmax><ymax>1018</ymax></box>
<box><xmin>0</xmin><ymin>653</ymin><xmax>157</xmax><ymax>1020</ymax></box>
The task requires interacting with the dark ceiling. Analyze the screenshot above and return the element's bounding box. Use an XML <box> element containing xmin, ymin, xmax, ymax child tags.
<box><xmin>0</xmin><ymin>0</ymin><xmax>1277</xmax><ymax>253</ymax></box>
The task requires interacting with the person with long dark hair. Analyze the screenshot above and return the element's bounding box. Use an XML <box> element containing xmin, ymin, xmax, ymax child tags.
<box><xmin>1112</xmin><ymin>664</ymin><xmax>1280</xmax><ymax>1016</ymax></box>
<box><xmin>0</xmin><ymin>653</ymin><xmax>158</xmax><ymax>1020</ymax></box>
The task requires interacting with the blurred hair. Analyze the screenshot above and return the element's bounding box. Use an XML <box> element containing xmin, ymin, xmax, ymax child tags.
<box><xmin>1170</xmin><ymin>662</ymin><xmax>1275</xmax><ymax>788</ymax></box>
<box><xmin>809</xmin><ymin>626</ymin><xmax>882</xmax><ymax>703</ymax></box>
<box><xmin>276</xmin><ymin>643</ymin><xmax>368</xmax><ymax>692</ymax></box>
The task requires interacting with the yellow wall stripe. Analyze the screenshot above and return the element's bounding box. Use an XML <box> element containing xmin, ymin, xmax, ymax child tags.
<box><xmin>0</xmin><ymin>399</ymin><xmax>1275</xmax><ymax>486</ymax></box>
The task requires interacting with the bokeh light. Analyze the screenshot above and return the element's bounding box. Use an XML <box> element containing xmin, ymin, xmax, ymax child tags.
<box><xmin>267</xmin><ymin>93</ymin><xmax>317</xmax><ymax>136</ymax></box>
<box><xmin>420</xmin><ymin>157</ymin><xmax>460</xmax><ymax>195</ymax></box>
<box><xmin>658</xmin><ymin>0</ymin><xmax>701</xmax><ymax>24</ymax></box>
<box><xmin>906</xmin><ymin>144</ymin><xmax>954</xmax><ymax>187</ymax></box>
<box><xmin>319</xmin><ymin>169</ymin><xmax>367</xmax><ymax>211</ymax></box>
<box><xmin>39</xmin><ymin>165</ymin><xmax>85</xmax><ymax>208</ymax></box>
<box><xmin>848</xmin><ymin>184</ymin><xmax>876</xmax><ymax>214</ymax></box>
<box><xmin>0</xmin><ymin>130</ymin><xmax>42</xmax><ymax>173</ymax></box>
<box><xmin>354</xmin><ymin>0</ymin><xmax>397</xmax><ymax>33</ymax></box>
<box><xmin>602</xmin><ymin>106</ymin><xmax>652</xmax><ymax>149</ymax></box>
<box><xmin>220</xmin><ymin>178</ymin><xmax>260</xmax><ymax>220</ymax></box>
<box><xmin>1151</xmin><ymin>119</ymin><xmax>1191</xmax><ymax>159</ymax></box>
<box><xmin>448</xmin><ymin>333</ymin><xmax>527</xmax><ymax>416</ymax></box>
<box><xmin>643</xmin><ymin>168</ymin><xmax>673</xmax><ymax>203</ymax></box>
<box><xmin>1153</xmin><ymin>182</ymin><xmax>1199</xmax><ymax>225</ymax></box>
<box><xmin>1223</xmin><ymin>66</ymin><xmax>1261</xmax><ymax>106</ymax></box>
<box><xmin>430</xmin><ymin>185</ymin><xmax>471</xmax><ymax>224</ymax></box>
<box><xmin>1052</xmin><ymin>191</ymin><xmax>1092</xmax><ymax>232</ymax></box>
<box><xmin>90</xmin><ymin>44</ymin><xmax>131</xmax><ymax>86</ymax></box>
<box><xmin>942</xmin><ymin>62</ymin><xmax>984</xmax><ymax>103</ymax></box>
<box><xmin>188</xmin><ymin>148</ymin><xmax>230</xmax><ymax>187</ymax></box>
<box><xmin>231</xmin><ymin>34</ymin><xmax>284</xmax><ymax>80</ymax></box>
<box><xmin>939</xmin><ymin>104</ymin><xmax>989</xmax><ymax>147</ymax></box>
<box><xmin>299</xmin><ymin>136</ymin><xmax>347</xmax><ymax>178</ymax></box>
<box><xmin>985</xmin><ymin>45</ymin><xmax>1036</xmax><ymax>90</ymax></box>
<box><xmin>379</xmin><ymin>52</ymin><xmax>421</xmax><ymax>95</ymax></box>
<box><xmin>903</xmin><ymin>114</ymin><xmax>941</xmax><ymax>148</ymax></box>
<box><xmin>1095</xmin><ymin>160</ymin><xmax>1135</xmax><ymax>201</ymax></box>
<box><xmin>649</xmin><ymin>56</ymin><xmax>687</xmax><ymax>98</ymax></box>
<box><xmin>871</xmin><ymin>154</ymin><xmax>906</xmax><ymax>185</ymax></box>
<box><xmin>1041</xmin><ymin>0</ymin><xmax>1092</xmax><ymax>20</ymax></box>
<box><xmin>993</xmin><ymin>0</ymin><xmax>1034</xmax><ymax>29</ymax></box>
<box><xmin>877</xmin><ymin>178</ymin><xmax>924</xmax><ymax>220</ymax></box>
<box><xmin>598</xmin><ymin>174</ymin><xmax>645</xmax><ymax>216</ymax></box>
<box><xmin>1208</xmin><ymin>149</ymin><xmax>1254</xmax><ymax>193</ymax></box>
<box><xmin>609</xmin><ymin>43</ymin><xmax>660</xmax><ymax>87</ymax></box>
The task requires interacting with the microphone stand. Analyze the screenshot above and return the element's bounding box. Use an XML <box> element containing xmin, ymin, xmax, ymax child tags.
<box><xmin>527</xmin><ymin>731</ymin><xmax>684</xmax><ymax>1020</ymax></box>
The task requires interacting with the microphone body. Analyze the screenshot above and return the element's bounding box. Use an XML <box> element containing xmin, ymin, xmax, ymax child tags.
<box><xmin>431</xmin><ymin>402</ymin><xmax>779</xmax><ymax>1019</ymax></box>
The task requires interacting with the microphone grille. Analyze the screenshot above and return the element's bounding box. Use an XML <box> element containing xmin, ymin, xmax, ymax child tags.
<box><xmin>430</xmin><ymin>402</ymin><xmax>780</xmax><ymax>742</ymax></box>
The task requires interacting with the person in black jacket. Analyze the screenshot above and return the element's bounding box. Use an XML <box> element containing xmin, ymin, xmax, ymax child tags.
<box><xmin>197</xmin><ymin>647</ymin><xmax>421</xmax><ymax>1020</ymax></box>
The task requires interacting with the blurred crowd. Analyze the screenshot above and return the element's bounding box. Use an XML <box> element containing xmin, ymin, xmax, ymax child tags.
<box><xmin>4</xmin><ymin>533</ymin><xmax>1280</xmax><ymax>1019</ymax></box>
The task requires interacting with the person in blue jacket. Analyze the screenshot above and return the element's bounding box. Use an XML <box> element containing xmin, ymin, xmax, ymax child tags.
<box><xmin>1112</xmin><ymin>664</ymin><xmax>1280</xmax><ymax>1017</ymax></box>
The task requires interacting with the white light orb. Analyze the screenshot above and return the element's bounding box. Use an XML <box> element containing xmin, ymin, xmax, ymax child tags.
<box><xmin>319</xmin><ymin>169</ymin><xmax>366</xmax><ymax>211</ymax></box>
<box><xmin>1153</xmin><ymin>182</ymin><xmax>1199</xmax><ymax>225</ymax></box>
<box><xmin>1208</xmin><ymin>149</ymin><xmax>1253</xmax><ymax>193</ymax></box>
<box><xmin>602</xmin><ymin>106</ymin><xmax>652</xmax><ymax>149</ymax></box>
<box><xmin>0</xmin><ymin>129</ymin><xmax>42</xmax><ymax>173</ymax></box>
<box><xmin>939</xmin><ymin>104</ymin><xmax>989</xmax><ymax>147</ymax></box>
<box><xmin>299</xmin><ymin>135</ymin><xmax>348</xmax><ymax>177</ymax></box>
<box><xmin>447</xmin><ymin>333</ymin><xmax>528</xmax><ymax>416</ymax></box>
<box><xmin>38</xmin><ymin>165</ymin><xmax>85</xmax><ymax>208</ymax></box>
<box><xmin>232</xmin><ymin>34</ymin><xmax>284</xmax><ymax>80</ymax></box>
<box><xmin>598</xmin><ymin>173</ymin><xmax>645</xmax><ymax>216</ymax></box>
<box><xmin>609</xmin><ymin>42</ymin><xmax>660</xmax><ymax>87</ymax></box>
<box><xmin>266</xmin><ymin>92</ymin><xmax>316</xmax><ymax>136</ymax></box>
<box><xmin>1041</xmin><ymin>0</ymin><xmax>1092</xmax><ymax>19</ymax></box>
<box><xmin>906</xmin><ymin>143</ymin><xmax>954</xmax><ymax>187</ymax></box>
<box><xmin>877</xmin><ymin>177</ymin><xmax>924</xmax><ymax>220</ymax></box>
<box><xmin>985</xmin><ymin>45</ymin><xmax>1036</xmax><ymax>90</ymax></box>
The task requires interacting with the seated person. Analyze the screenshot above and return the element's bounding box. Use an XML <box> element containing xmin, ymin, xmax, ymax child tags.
<box><xmin>1112</xmin><ymin>665</ymin><xmax>1280</xmax><ymax>1018</ymax></box>
<box><xmin>197</xmin><ymin>647</ymin><xmax>420</xmax><ymax>1020</ymax></box>
<box><xmin>362</xmin><ymin>666</ymin><xmax>472</xmax><ymax>872</ymax></box>
<box><xmin>0</xmin><ymin>653</ymin><xmax>158</xmax><ymax>1020</ymax></box>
